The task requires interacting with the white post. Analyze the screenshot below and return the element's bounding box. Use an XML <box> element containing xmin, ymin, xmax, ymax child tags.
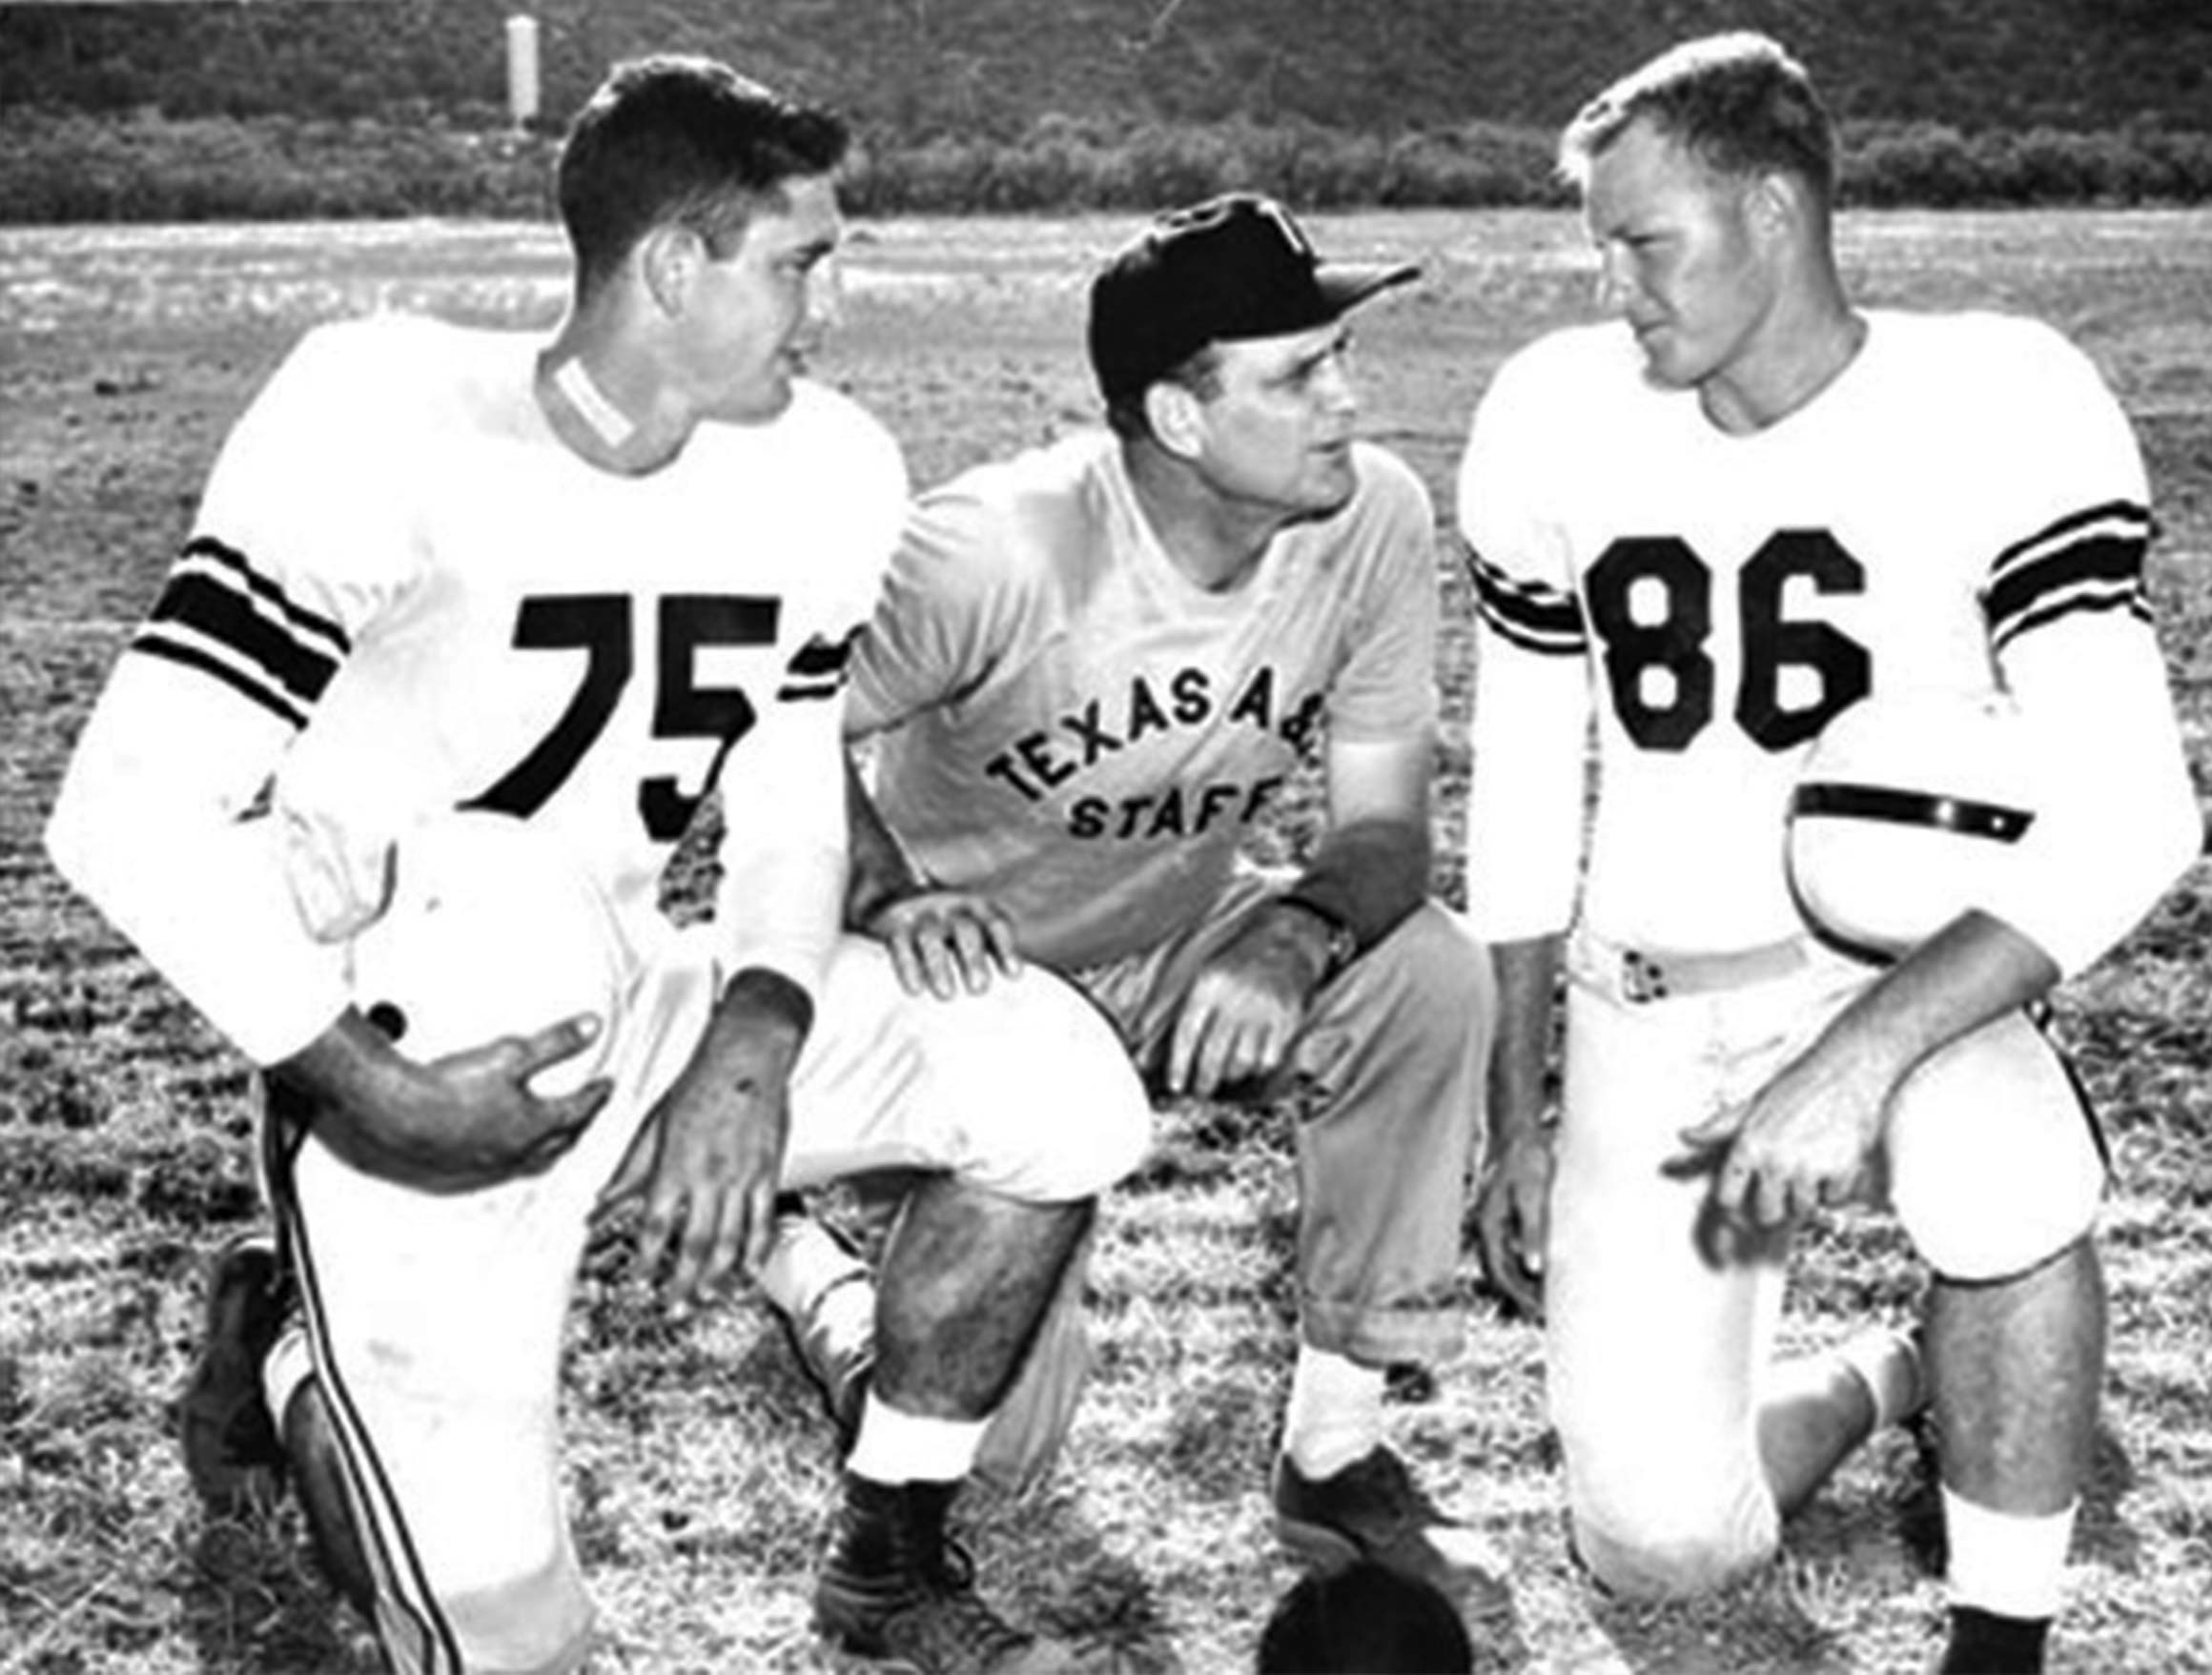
<box><xmin>505</xmin><ymin>13</ymin><xmax>541</xmax><ymax>130</ymax></box>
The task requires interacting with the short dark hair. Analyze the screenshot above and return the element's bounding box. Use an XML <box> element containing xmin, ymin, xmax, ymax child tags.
<box><xmin>1256</xmin><ymin>1561</ymin><xmax>1475</xmax><ymax>1674</ymax></box>
<box><xmin>1560</xmin><ymin>31</ymin><xmax>1837</xmax><ymax>204</ymax></box>
<box><xmin>1102</xmin><ymin>343</ymin><xmax>1222</xmax><ymax>441</ymax></box>
<box><xmin>556</xmin><ymin>54</ymin><xmax>850</xmax><ymax>303</ymax></box>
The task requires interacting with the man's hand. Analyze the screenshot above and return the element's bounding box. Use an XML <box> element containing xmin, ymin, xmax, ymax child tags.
<box><xmin>1473</xmin><ymin>1123</ymin><xmax>1555</xmax><ymax>1320</ymax></box>
<box><xmin>592</xmin><ymin>972</ymin><xmax>806</xmax><ymax>1311</ymax></box>
<box><xmin>1474</xmin><ymin>934</ymin><xmax>1565</xmax><ymax>1318</ymax></box>
<box><xmin>1165</xmin><ymin>904</ymin><xmax>1328</xmax><ymax>1098</ymax></box>
<box><xmin>859</xmin><ymin>888</ymin><xmax>1022</xmax><ymax>1000</ymax></box>
<box><xmin>1669</xmin><ymin>911</ymin><xmax>2065</xmax><ymax>1237</ymax></box>
<box><xmin>616</xmin><ymin>1035</ymin><xmax>791</xmax><ymax>1310</ymax></box>
<box><xmin>1670</xmin><ymin>1031</ymin><xmax>1891</xmax><ymax>1232</ymax></box>
<box><xmin>277</xmin><ymin>1011</ymin><xmax>611</xmax><ymax>1195</ymax></box>
<box><xmin>843</xmin><ymin>748</ymin><xmax>1022</xmax><ymax>999</ymax></box>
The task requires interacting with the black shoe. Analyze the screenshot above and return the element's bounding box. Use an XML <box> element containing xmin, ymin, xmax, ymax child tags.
<box><xmin>1934</xmin><ymin>1606</ymin><xmax>2049</xmax><ymax>1673</ymax></box>
<box><xmin>814</xmin><ymin>1474</ymin><xmax>1078</xmax><ymax>1672</ymax></box>
<box><xmin>177</xmin><ymin>1231</ymin><xmax>293</xmax><ymax>1515</ymax></box>
<box><xmin>1273</xmin><ymin>1445</ymin><xmax>1510</xmax><ymax>1622</ymax></box>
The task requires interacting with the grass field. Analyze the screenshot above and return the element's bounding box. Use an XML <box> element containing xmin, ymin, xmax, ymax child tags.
<box><xmin>4</xmin><ymin>208</ymin><xmax>2210</xmax><ymax>1675</ymax></box>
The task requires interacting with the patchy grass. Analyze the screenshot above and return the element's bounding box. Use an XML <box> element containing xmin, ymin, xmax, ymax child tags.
<box><xmin>3</xmin><ymin>209</ymin><xmax>2210</xmax><ymax>1674</ymax></box>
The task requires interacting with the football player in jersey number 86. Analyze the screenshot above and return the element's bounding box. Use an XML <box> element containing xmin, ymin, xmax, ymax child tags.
<box><xmin>1456</xmin><ymin>31</ymin><xmax>2198</xmax><ymax>1675</ymax></box>
<box><xmin>48</xmin><ymin>54</ymin><xmax>1151</xmax><ymax>1675</ymax></box>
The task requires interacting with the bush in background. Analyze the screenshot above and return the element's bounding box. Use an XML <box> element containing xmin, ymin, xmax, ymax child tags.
<box><xmin>0</xmin><ymin>110</ymin><xmax>553</xmax><ymax>224</ymax></box>
<box><xmin>1846</xmin><ymin>120</ymin><xmax>2212</xmax><ymax>207</ymax></box>
<box><xmin>4</xmin><ymin>108</ymin><xmax>2210</xmax><ymax>226</ymax></box>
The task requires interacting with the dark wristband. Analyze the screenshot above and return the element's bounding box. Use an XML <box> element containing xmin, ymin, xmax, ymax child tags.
<box><xmin>1277</xmin><ymin>816</ymin><xmax>1427</xmax><ymax>957</ymax></box>
<box><xmin>724</xmin><ymin>966</ymin><xmax>815</xmax><ymax>1038</ymax></box>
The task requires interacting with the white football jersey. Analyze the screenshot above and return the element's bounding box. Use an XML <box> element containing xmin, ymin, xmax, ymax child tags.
<box><xmin>49</xmin><ymin>314</ymin><xmax>907</xmax><ymax>1062</ymax></box>
<box><xmin>1457</xmin><ymin>309</ymin><xmax>2198</xmax><ymax>973</ymax></box>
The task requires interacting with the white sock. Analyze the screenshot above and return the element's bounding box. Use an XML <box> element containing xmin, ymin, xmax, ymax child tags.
<box><xmin>846</xmin><ymin>1392</ymin><xmax>987</xmax><ymax>1485</ymax></box>
<box><xmin>1833</xmin><ymin>1325</ymin><xmax>1924</xmax><ymax>1431</ymax></box>
<box><xmin>260</xmin><ymin>1317</ymin><xmax>315</xmax><ymax>1431</ymax></box>
<box><xmin>1282</xmin><ymin>1343</ymin><xmax>1385</xmax><ymax>1481</ymax></box>
<box><xmin>1945</xmin><ymin>1488</ymin><xmax>2076</xmax><ymax>1622</ymax></box>
<box><xmin>756</xmin><ymin>1209</ymin><xmax>870</xmax><ymax>1318</ymax></box>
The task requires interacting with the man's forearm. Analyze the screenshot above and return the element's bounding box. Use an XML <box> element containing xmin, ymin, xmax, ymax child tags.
<box><xmin>1280</xmin><ymin>814</ymin><xmax>1430</xmax><ymax>953</ymax></box>
<box><xmin>1487</xmin><ymin>933</ymin><xmax>1565</xmax><ymax>1139</ymax></box>
<box><xmin>1822</xmin><ymin>909</ymin><xmax>2059</xmax><ymax>1086</ymax></box>
<box><xmin>267</xmin><ymin>1008</ymin><xmax>451</xmax><ymax>1177</ymax></box>
<box><xmin>841</xmin><ymin>751</ymin><xmax>925</xmax><ymax>928</ymax></box>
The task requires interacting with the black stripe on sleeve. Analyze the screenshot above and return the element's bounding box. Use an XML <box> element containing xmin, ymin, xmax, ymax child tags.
<box><xmin>181</xmin><ymin>536</ymin><xmax>351</xmax><ymax>657</ymax></box>
<box><xmin>133</xmin><ymin>537</ymin><xmax>349</xmax><ymax>714</ymax></box>
<box><xmin>778</xmin><ymin>626</ymin><xmax>858</xmax><ymax>701</ymax></box>
<box><xmin>146</xmin><ymin>572</ymin><xmax>344</xmax><ymax>705</ymax></box>
<box><xmin>1984</xmin><ymin>501</ymin><xmax>2151</xmax><ymax>651</ymax></box>
<box><xmin>785</xmin><ymin>627</ymin><xmax>858</xmax><ymax>680</ymax></box>
<box><xmin>1464</xmin><ymin>544</ymin><xmax>1587</xmax><ymax>657</ymax></box>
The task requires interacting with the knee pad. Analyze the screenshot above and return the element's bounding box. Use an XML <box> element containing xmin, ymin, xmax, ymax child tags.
<box><xmin>1885</xmin><ymin>1011</ymin><xmax>2104</xmax><ymax>1282</ymax></box>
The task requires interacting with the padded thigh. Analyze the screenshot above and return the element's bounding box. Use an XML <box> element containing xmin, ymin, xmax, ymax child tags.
<box><xmin>1883</xmin><ymin>1009</ymin><xmax>2104</xmax><ymax>1281</ymax></box>
<box><xmin>781</xmin><ymin>935</ymin><xmax>1154</xmax><ymax>1203</ymax></box>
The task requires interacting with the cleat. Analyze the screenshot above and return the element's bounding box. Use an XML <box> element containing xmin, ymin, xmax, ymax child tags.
<box><xmin>177</xmin><ymin>1231</ymin><xmax>293</xmax><ymax>1516</ymax></box>
<box><xmin>1934</xmin><ymin>1605</ymin><xmax>2050</xmax><ymax>1674</ymax></box>
<box><xmin>1273</xmin><ymin>1445</ymin><xmax>1511</xmax><ymax>1622</ymax></box>
<box><xmin>815</xmin><ymin>1474</ymin><xmax>1081</xmax><ymax>1672</ymax></box>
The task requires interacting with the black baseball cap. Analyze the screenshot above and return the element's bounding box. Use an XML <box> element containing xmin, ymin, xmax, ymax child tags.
<box><xmin>1087</xmin><ymin>193</ymin><xmax>1421</xmax><ymax>405</ymax></box>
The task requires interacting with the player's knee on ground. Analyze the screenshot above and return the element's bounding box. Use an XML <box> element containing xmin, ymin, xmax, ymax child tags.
<box><xmin>407</xmin><ymin>1567</ymin><xmax>594</xmax><ymax>1675</ymax></box>
<box><xmin>1885</xmin><ymin>1011</ymin><xmax>2103</xmax><ymax>1281</ymax></box>
<box><xmin>1565</xmin><ymin>1438</ymin><xmax>1778</xmax><ymax>1601</ymax></box>
<box><xmin>345</xmin><ymin>1421</ymin><xmax>593</xmax><ymax>1675</ymax></box>
<box><xmin>932</xmin><ymin>969</ymin><xmax>1153</xmax><ymax>1202</ymax></box>
<box><xmin>1570</xmin><ymin>1491</ymin><xmax>1779</xmax><ymax>1602</ymax></box>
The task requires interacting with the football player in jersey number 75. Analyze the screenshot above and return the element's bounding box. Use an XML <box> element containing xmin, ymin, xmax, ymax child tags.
<box><xmin>47</xmin><ymin>54</ymin><xmax>1148</xmax><ymax>1675</ymax></box>
<box><xmin>1456</xmin><ymin>31</ymin><xmax>2198</xmax><ymax>1675</ymax></box>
